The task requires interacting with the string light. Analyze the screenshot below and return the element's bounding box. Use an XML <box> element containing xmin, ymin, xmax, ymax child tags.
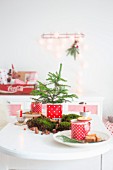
<box><xmin>47</xmin><ymin>38</ymin><xmax>53</xmax><ymax>44</ymax></box>
<box><xmin>46</xmin><ymin>44</ymin><xmax>52</xmax><ymax>51</ymax></box>
<box><xmin>83</xmin><ymin>44</ymin><xmax>89</xmax><ymax>50</ymax></box>
<box><xmin>76</xmin><ymin>86</ymin><xmax>83</xmax><ymax>95</ymax></box>
<box><xmin>80</xmin><ymin>60</ymin><xmax>89</xmax><ymax>69</ymax></box>
<box><xmin>39</xmin><ymin>38</ymin><xmax>45</xmax><ymax>45</ymax></box>
<box><xmin>39</xmin><ymin>33</ymin><xmax>84</xmax><ymax>58</ymax></box>
<box><xmin>39</xmin><ymin>32</ymin><xmax>87</xmax><ymax>96</ymax></box>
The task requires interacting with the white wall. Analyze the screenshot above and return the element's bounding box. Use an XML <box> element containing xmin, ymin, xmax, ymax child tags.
<box><xmin>0</xmin><ymin>0</ymin><xmax>113</xmax><ymax>117</ymax></box>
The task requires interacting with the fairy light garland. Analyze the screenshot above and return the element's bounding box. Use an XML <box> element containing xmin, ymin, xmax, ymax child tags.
<box><xmin>39</xmin><ymin>32</ymin><xmax>87</xmax><ymax>95</ymax></box>
<box><xmin>39</xmin><ymin>32</ymin><xmax>84</xmax><ymax>58</ymax></box>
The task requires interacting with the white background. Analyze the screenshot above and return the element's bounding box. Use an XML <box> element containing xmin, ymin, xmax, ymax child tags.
<box><xmin>0</xmin><ymin>0</ymin><xmax>113</xmax><ymax>117</ymax></box>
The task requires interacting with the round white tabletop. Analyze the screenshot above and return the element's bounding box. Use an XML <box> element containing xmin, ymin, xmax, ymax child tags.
<box><xmin>0</xmin><ymin>115</ymin><xmax>112</xmax><ymax>161</ymax></box>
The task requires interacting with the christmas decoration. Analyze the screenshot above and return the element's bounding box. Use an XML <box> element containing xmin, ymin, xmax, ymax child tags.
<box><xmin>66</xmin><ymin>40</ymin><xmax>79</xmax><ymax>60</ymax></box>
<box><xmin>31</xmin><ymin>63</ymin><xmax>78</xmax><ymax>118</ymax></box>
<box><xmin>31</xmin><ymin>63</ymin><xmax>78</xmax><ymax>104</ymax></box>
<box><xmin>39</xmin><ymin>33</ymin><xmax>84</xmax><ymax>58</ymax></box>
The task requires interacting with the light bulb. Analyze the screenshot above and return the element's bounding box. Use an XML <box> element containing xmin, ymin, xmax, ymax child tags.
<box><xmin>76</xmin><ymin>78</ymin><xmax>83</xmax><ymax>85</ymax></box>
<box><xmin>79</xmin><ymin>37</ymin><xmax>84</xmax><ymax>43</ymax></box>
<box><xmin>83</xmin><ymin>44</ymin><xmax>89</xmax><ymax>50</ymax></box>
<box><xmin>46</xmin><ymin>44</ymin><xmax>52</xmax><ymax>50</ymax></box>
<box><xmin>61</xmin><ymin>38</ymin><xmax>67</xmax><ymax>45</ymax></box>
<box><xmin>76</xmin><ymin>87</ymin><xmax>83</xmax><ymax>95</ymax></box>
<box><xmin>55</xmin><ymin>52</ymin><xmax>61</xmax><ymax>58</ymax></box>
<box><xmin>77</xmin><ymin>54</ymin><xmax>82</xmax><ymax>59</ymax></box>
<box><xmin>80</xmin><ymin>60</ymin><xmax>88</xmax><ymax>69</ymax></box>
<box><xmin>60</xmin><ymin>43</ymin><xmax>65</xmax><ymax>49</ymax></box>
<box><xmin>39</xmin><ymin>38</ymin><xmax>45</xmax><ymax>45</ymax></box>
<box><xmin>70</xmin><ymin>35</ymin><xmax>75</xmax><ymax>42</ymax></box>
<box><xmin>47</xmin><ymin>38</ymin><xmax>53</xmax><ymax>44</ymax></box>
<box><xmin>55</xmin><ymin>45</ymin><xmax>60</xmax><ymax>51</ymax></box>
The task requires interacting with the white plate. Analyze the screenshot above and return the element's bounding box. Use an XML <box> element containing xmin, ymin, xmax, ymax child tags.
<box><xmin>53</xmin><ymin>130</ymin><xmax>111</xmax><ymax>147</ymax></box>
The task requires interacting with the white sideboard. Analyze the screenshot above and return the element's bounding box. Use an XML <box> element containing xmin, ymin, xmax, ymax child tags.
<box><xmin>0</xmin><ymin>95</ymin><xmax>104</xmax><ymax>119</ymax></box>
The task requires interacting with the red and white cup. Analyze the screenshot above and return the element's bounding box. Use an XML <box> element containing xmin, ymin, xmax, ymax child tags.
<box><xmin>71</xmin><ymin>119</ymin><xmax>91</xmax><ymax>140</ymax></box>
<box><xmin>31</xmin><ymin>102</ymin><xmax>42</xmax><ymax>113</ymax></box>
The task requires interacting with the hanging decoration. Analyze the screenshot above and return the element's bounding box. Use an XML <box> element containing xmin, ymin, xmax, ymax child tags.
<box><xmin>39</xmin><ymin>33</ymin><xmax>84</xmax><ymax>59</ymax></box>
<box><xmin>66</xmin><ymin>40</ymin><xmax>79</xmax><ymax>60</ymax></box>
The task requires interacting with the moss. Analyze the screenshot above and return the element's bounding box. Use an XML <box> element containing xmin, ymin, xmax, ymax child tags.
<box><xmin>62</xmin><ymin>114</ymin><xmax>80</xmax><ymax>122</ymax></box>
<box><xmin>35</xmin><ymin>118</ymin><xmax>56</xmax><ymax>132</ymax></box>
<box><xmin>27</xmin><ymin>119</ymin><xmax>37</xmax><ymax>128</ymax></box>
<box><xmin>26</xmin><ymin>116</ymin><xmax>56</xmax><ymax>132</ymax></box>
<box><xmin>56</xmin><ymin>122</ymin><xmax>71</xmax><ymax>131</ymax></box>
<box><xmin>26</xmin><ymin>113</ymin><xmax>80</xmax><ymax>133</ymax></box>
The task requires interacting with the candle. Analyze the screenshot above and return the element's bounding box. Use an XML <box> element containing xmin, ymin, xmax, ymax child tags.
<box><xmin>83</xmin><ymin>106</ymin><xmax>86</xmax><ymax>112</ymax></box>
<box><xmin>20</xmin><ymin>110</ymin><xmax>22</xmax><ymax>117</ymax></box>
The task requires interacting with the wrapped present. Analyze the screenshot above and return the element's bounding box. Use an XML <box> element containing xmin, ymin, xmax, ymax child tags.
<box><xmin>31</xmin><ymin>102</ymin><xmax>42</xmax><ymax>113</ymax></box>
<box><xmin>47</xmin><ymin>104</ymin><xmax>62</xmax><ymax>119</ymax></box>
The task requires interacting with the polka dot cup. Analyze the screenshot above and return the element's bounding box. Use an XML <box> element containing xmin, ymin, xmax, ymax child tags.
<box><xmin>31</xmin><ymin>102</ymin><xmax>42</xmax><ymax>113</ymax></box>
<box><xmin>71</xmin><ymin>119</ymin><xmax>91</xmax><ymax>140</ymax></box>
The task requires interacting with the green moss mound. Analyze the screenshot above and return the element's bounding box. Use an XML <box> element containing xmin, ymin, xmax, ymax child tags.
<box><xmin>27</xmin><ymin>116</ymin><xmax>56</xmax><ymax>132</ymax></box>
<box><xmin>56</xmin><ymin>122</ymin><xmax>71</xmax><ymax>131</ymax></box>
<box><xmin>26</xmin><ymin>114</ymin><xmax>80</xmax><ymax>133</ymax></box>
<box><xmin>62</xmin><ymin>114</ymin><xmax>80</xmax><ymax>122</ymax></box>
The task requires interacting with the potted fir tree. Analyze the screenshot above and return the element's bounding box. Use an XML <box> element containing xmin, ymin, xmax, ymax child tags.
<box><xmin>31</xmin><ymin>64</ymin><xmax>78</xmax><ymax>118</ymax></box>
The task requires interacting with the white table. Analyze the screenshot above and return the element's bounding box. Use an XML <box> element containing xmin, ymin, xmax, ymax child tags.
<box><xmin>0</xmin><ymin>115</ymin><xmax>112</xmax><ymax>170</ymax></box>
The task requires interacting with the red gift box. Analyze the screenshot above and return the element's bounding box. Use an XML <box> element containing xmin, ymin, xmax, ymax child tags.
<box><xmin>47</xmin><ymin>104</ymin><xmax>62</xmax><ymax>119</ymax></box>
<box><xmin>31</xmin><ymin>102</ymin><xmax>42</xmax><ymax>113</ymax></box>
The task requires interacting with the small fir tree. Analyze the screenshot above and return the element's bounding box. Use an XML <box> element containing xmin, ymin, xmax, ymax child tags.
<box><xmin>31</xmin><ymin>64</ymin><xmax>78</xmax><ymax>103</ymax></box>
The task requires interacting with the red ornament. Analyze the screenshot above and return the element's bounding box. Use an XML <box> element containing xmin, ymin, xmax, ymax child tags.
<box><xmin>47</xmin><ymin>104</ymin><xmax>62</xmax><ymax>119</ymax></box>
